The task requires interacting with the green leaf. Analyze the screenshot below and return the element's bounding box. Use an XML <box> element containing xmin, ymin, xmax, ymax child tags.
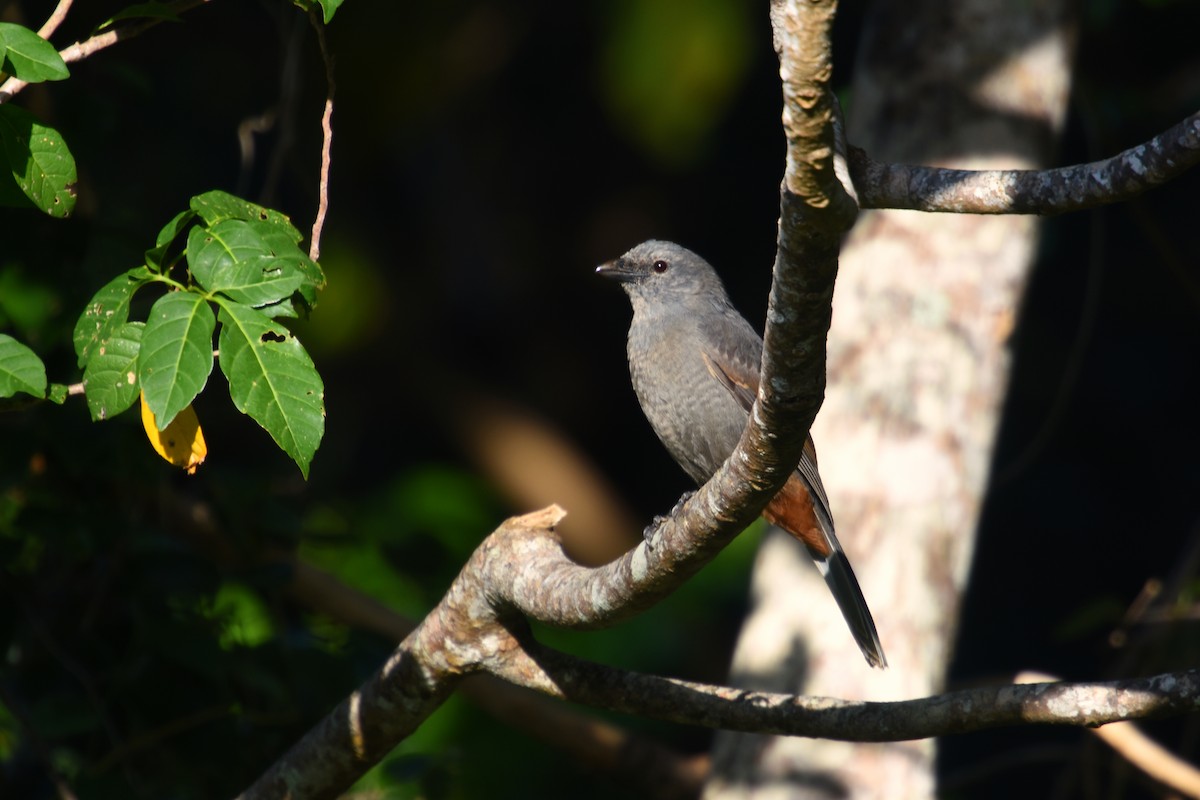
<box><xmin>187</xmin><ymin>218</ymin><xmax>268</xmax><ymax>283</ymax></box>
<box><xmin>291</xmin><ymin>0</ymin><xmax>343</xmax><ymax>24</ymax></box>
<box><xmin>216</xmin><ymin>300</ymin><xmax>324</xmax><ymax>477</ymax></box>
<box><xmin>46</xmin><ymin>383</ymin><xmax>69</xmax><ymax>404</ymax></box>
<box><xmin>254</xmin><ymin>223</ymin><xmax>325</xmax><ymax>305</ymax></box>
<box><xmin>188</xmin><ymin>220</ymin><xmax>308</xmax><ymax>307</ymax></box>
<box><xmin>0</xmin><ymin>333</ymin><xmax>46</xmax><ymax>398</ymax></box>
<box><xmin>73</xmin><ymin>266</ymin><xmax>155</xmax><ymax>367</ymax></box>
<box><xmin>83</xmin><ymin>322</ymin><xmax>144</xmax><ymax>421</ymax></box>
<box><xmin>145</xmin><ymin>209</ymin><xmax>196</xmax><ymax>272</ymax></box>
<box><xmin>213</xmin><ymin>257</ymin><xmax>305</xmax><ymax>308</ymax></box>
<box><xmin>0</xmin><ymin>23</ymin><xmax>69</xmax><ymax>83</ymax></box>
<box><xmin>96</xmin><ymin>2</ymin><xmax>183</xmax><ymax>32</ymax></box>
<box><xmin>317</xmin><ymin>0</ymin><xmax>344</xmax><ymax>24</ymax></box>
<box><xmin>0</xmin><ymin>104</ymin><xmax>77</xmax><ymax>217</ymax></box>
<box><xmin>139</xmin><ymin>292</ymin><xmax>216</xmax><ymax>429</ymax></box>
<box><xmin>256</xmin><ymin>299</ymin><xmax>300</xmax><ymax>319</ymax></box>
<box><xmin>190</xmin><ymin>190</ymin><xmax>298</xmax><ymax>236</ymax></box>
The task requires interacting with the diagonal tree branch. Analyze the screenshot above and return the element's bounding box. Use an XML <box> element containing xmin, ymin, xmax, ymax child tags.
<box><xmin>239</xmin><ymin>1</ymin><xmax>853</xmax><ymax>795</ymax></box>
<box><xmin>850</xmin><ymin>109</ymin><xmax>1200</xmax><ymax>214</ymax></box>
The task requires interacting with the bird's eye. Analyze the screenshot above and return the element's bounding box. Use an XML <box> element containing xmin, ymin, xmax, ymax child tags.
<box><xmin>652</xmin><ymin>260</ymin><xmax>669</xmax><ymax>273</ymax></box>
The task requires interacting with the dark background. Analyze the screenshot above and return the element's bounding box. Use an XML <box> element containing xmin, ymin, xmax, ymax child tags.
<box><xmin>1</xmin><ymin>0</ymin><xmax>1198</xmax><ymax>797</ymax></box>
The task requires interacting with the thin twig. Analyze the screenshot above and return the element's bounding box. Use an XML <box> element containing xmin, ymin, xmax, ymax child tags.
<box><xmin>307</xmin><ymin>8</ymin><xmax>335</xmax><ymax>262</ymax></box>
<box><xmin>37</xmin><ymin>0</ymin><xmax>75</xmax><ymax>39</ymax></box>
<box><xmin>0</xmin><ymin>0</ymin><xmax>212</xmax><ymax>103</ymax></box>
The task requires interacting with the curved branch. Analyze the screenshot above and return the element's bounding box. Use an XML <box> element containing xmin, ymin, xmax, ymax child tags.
<box><xmin>239</xmin><ymin>1</ymin><xmax>855</xmax><ymax>795</ymax></box>
<box><xmin>850</xmin><ymin>109</ymin><xmax>1200</xmax><ymax>214</ymax></box>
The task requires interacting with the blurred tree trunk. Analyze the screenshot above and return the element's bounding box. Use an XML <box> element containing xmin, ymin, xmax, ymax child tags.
<box><xmin>706</xmin><ymin>2</ymin><xmax>1075</xmax><ymax>797</ymax></box>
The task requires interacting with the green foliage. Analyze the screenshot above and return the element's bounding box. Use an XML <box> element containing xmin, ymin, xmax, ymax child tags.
<box><xmin>0</xmin><ymin>104</ymin><xmax>77</xmax><ymax>217</ymax></box>
<box><xmin>81</xmin><ymin>321</ymin><xmax>143</xmax><ymax>421</ymax></box>
<box><xmin>217</xmin><ymin>300</ymin><xmax>325</xmax><ymax>479</ymax></box>
<box><xmin>0</xmin><ymin>333</ymin><xmax>46</xmax><ymax>398</ymax></box>
<box><xmin>0</xmin><ymin>189</ymin><xmax>330</xmax><ymax>476</ymax></box>
<box><xmin>294</xmin><ymin>0</ymin><xmax>345</xmax><ymax>24</ymax></box>
<box><xmin>0</xmin><ymin>23</ymin><xmax>70</xmax><ymax>82</ymax></box>
<box><xmin>140</xmin><ymin>290</ymin><xmax>216</xmax><ymax>428</ymax></box>
<box><xmin>0</xmin><ymin>23</ymin><xmax>74</xmax><ymax>216</ymax></box>
<box><xmin>1</xmin><ymin>6</ymin><xmax>350</xmax><ymax>798</ymax></box>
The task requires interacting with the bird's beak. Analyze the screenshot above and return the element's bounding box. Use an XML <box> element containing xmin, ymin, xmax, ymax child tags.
<box><xmin>596</xmin><ymin>257</ymin><xmax>635</xmax><ymax>283</ymax></box>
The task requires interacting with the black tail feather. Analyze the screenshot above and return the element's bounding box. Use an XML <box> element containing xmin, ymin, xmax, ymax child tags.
<box><xmin>812</xmin><ymin>548</ymin><xmax>887</xmax><ymax>669</ymax></box>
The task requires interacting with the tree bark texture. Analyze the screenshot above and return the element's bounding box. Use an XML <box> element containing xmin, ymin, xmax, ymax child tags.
<box><xmin>707</xmin><ymin>2</ymin><xmax>1076</xmax><ymax>798</ymax></box>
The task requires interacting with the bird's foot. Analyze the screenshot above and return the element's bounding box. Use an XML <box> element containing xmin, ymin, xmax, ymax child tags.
<box><xmin>642</xmin><ymin>490</ymin><xmax>696</xmax><ymax>544</ymax></box>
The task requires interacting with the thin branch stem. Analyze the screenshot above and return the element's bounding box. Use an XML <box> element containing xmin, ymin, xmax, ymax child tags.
<box><xmin>850</xmin><ymin>109</ymin><xmax>1200</xmax><ymax>214</ymax></box>
<box><xmin>307</xmin><ymin>9</ymin><xmax>335</xmax><ymax>262</ymax></box>
<box><xmin>37</xmin><ymin>0</ymin><xmax>75</xmax><ymax>39</ymax></box>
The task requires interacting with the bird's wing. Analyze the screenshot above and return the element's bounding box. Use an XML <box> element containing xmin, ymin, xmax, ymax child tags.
<box><xmin>700</xmin><ymin>319</ymin><xmax>833</xmax><ymax>522</ymax></box>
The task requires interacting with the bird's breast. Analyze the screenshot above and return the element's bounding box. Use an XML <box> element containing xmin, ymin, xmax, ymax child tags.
<box><xmin>626</xmin><ymin>318</ymin><xmax>748</xmax><ymax>484</ymax></box>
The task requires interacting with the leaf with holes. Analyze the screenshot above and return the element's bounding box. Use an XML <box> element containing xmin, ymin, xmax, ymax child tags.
<box><xmin>254</xmin><ymin>222</ymin><xmax>325</xmax><ymax>307</ymax></box>
<box><xmin>0</xmin><ymin>23</ymin><xmax>69</xmax><ymax>83</ymax></box>
<box><xmin>190</xmin><ymin>190</ymin><xmax>299</xmax><ymax>236</ymax></box>
<box><xmin>83</xmin><ymin>322</ymin><xmax>143</xmax><ymax>421</ymax></box>
<box><xmin>0</xmin><ymin>333</ymin><xmax>46</xmax><ymax>398</ymax></box>
<box><xmin>0</xmin><ymin>104</ymin><xmax>77</xmax><ymax>217</ymax></box>
<box><xmin>216</xmin><ymin>299</ymin><xmax>324</xmax><ymax>478</ymax></box>
<box><xmin>73</xmin><ymin>266</ymin><xmax>155</xmax><ymax>367</ymax></box>
<box><xmin>186</xmin><ymin>220</ymin><xmax>303</xmax><ymax>306</ymax></box>
<box><xmin>139</xmin><ymin>292</ymin><xmax>215</xmax><ymax>429</ymax></box>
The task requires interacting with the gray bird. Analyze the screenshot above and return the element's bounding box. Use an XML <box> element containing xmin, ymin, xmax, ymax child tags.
<box><xmin>598</xmin><ymin>240</ymin><xmax>886</xmax><ymax>668</ymax></box>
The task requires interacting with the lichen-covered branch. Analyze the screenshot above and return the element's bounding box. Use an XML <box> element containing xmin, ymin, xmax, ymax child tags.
<box><xmin>240</xmin><ymin>1</ymin><xmax>855</xmax><ymax>795</ymax></box>
<box><xmin>850</xmin><ymin>109</ymin><xmax>1200</xmax><ymax>214</ymax></box>
<box><xmin>494</xmin><ymin>646</ymin><xmax>1200</xmax><ymax>741</ymax></box>
<box><xmin>240</xmin><ymin>502</ymin><xmax>1200</xmax><ymax>799</ymax></box>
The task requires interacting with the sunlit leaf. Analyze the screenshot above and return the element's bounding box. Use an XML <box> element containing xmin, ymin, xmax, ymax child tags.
<box><xmin>140</xmin><ymin>392</ymin><xmax>206</xmax><ymax>474</ymax></box>
<box><xmin>216</xmin><ymin>299</ymin><xmax>324</xmax><ymax>478</ymax></box>
<box><xmin>0</xmin><ymin>104</ymin><xmax>77</xmax><ymax>217</ymax></box>
<box><xmin>190</xmin><ymin>189</ymin><xmax>298</xmax><ymax>235</ymax></box>
<box><xmin>187</xmin><ymin>220</ymin><xmax>304</xmax><ymax>307</ymax></box>
<box><xmin>83</xmin><ymin>322</ymin><xmax>143</xmax><ymax>421</ymax></box>
<box><xmin>0</xmin><ymin>23</ymin><xmax>69</xmax><ymax>82</ymax></box>
<box><xmin>316</xmin><ymin>0</ymin><xmax>344</xmax><ymax>24</ymax></box>
<box><xmin>0</xmin><ymin>333</ymin><xmax>45</xmax><ymax>398</ymax></box>
<box><xmin>139</xmin><ymin>291</ymin><xmax>215</xmax><ymax>429</ymax></box>
<box><xmin>73</xmin><ymin>266</ymin><xmax>155</xmax><ymax>367</ymax></box>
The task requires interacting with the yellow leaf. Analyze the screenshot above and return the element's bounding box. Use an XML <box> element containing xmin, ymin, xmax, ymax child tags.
<box><xmin>140</xmin><ymin>392</ymin><xmax>207</xmax><ymax>474</ymax></box>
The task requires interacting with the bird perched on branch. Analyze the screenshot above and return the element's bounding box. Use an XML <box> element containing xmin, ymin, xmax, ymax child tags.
<box><xmin>598</xmin><ymin>239</ymin><xmax>886</xmax><ymax>668</ymax></box>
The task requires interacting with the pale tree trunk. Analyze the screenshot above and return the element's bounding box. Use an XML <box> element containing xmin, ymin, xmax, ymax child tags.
<box><xmin>706</xmin><ymin>2</ymin><xmax>1075</xmax><ymax>798</ymax></box>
